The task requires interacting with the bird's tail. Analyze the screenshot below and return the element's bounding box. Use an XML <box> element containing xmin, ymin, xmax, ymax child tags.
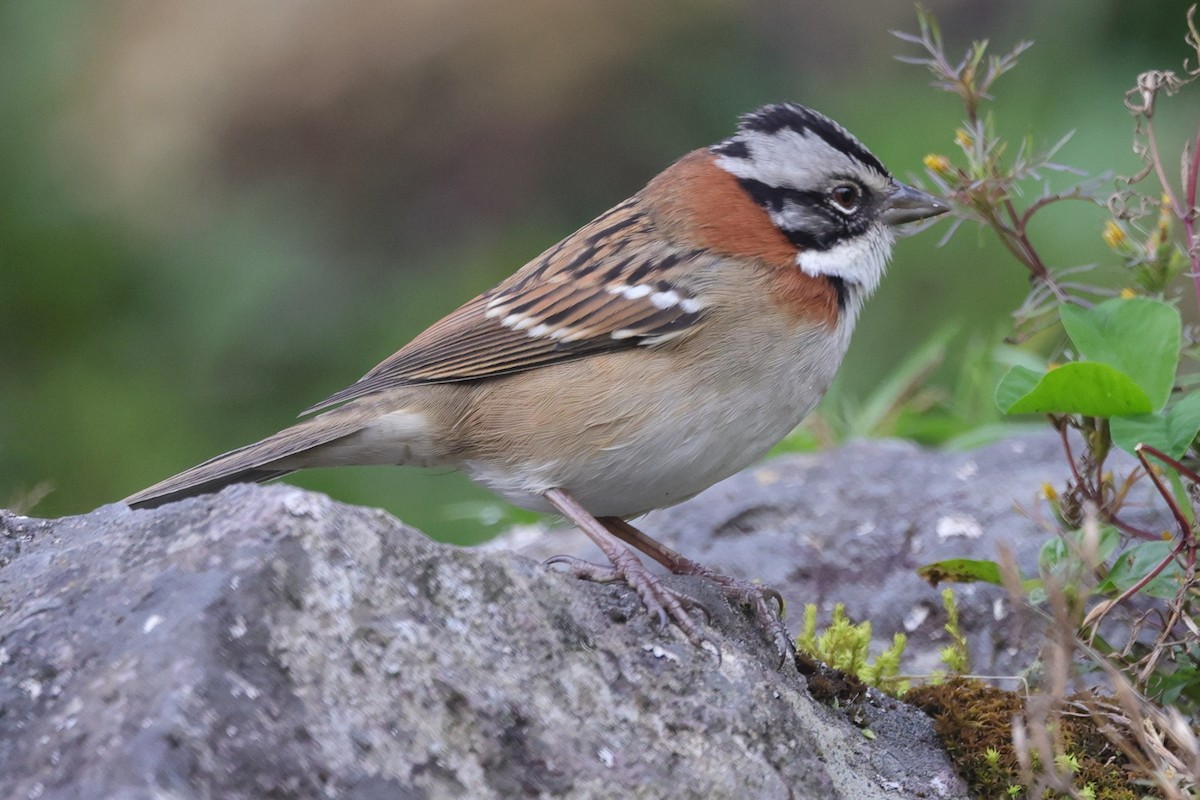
<box><xmin>124</xmin><ymin>403</ymin><xmax>393</xmax><ymax>510</ymax></box>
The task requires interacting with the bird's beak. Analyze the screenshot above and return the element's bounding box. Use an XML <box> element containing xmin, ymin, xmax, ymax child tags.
<box><xmin>881</xmin><ymin>183</ymin><xmax>950</xmax><ymax>227</ymax></box>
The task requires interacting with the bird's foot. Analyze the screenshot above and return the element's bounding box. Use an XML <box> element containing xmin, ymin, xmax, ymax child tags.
<box><xmin>545</xmin><ymin>553</ymin><xmax>712</xmax><ymax>649</ymax></box>
<box><xmin>667</xmin><ymin>561</ymin><xmax>792</xmax><ymax>664</ymax></box>
<box><xmin>595</xmin><ymin>516</ymin><xmax>794</xmax><ymax>665</ymax></box>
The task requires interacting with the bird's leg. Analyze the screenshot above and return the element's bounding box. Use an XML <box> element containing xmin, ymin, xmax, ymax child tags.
<box><xmin>542</xmin><ymin>488</ymin><xmax>709</xmax><ymax>647</ymax></box>
<box><xmin>599</xmin><ymin>516</ymin><xmax>792</xmax><ymax>661</ymax></box>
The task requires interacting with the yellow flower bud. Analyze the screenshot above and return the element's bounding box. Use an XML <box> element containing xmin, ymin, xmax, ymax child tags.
<box><xmin>954</xmin><ymin>128</ymin><xmax>974</xmax><ymax>149</ymax></box>
<box><xmin>1119</xmin><ymin>287</ymin><xmax>1137</xmax><ymax>299</ymax></box>
<box><xmin>923</xmin><ymin>154</ymin><xmax>953</xmax><ymax>175</ymax></box>
<box><xmin>1101</xmin><ymin>220</ymin><xmax>1127</xmax><ymax>249</ymax></box>
<box><xmin>1042</xmin><ymin>482</ymin><xmax>1059</xmax><ymax>502</ymax></box>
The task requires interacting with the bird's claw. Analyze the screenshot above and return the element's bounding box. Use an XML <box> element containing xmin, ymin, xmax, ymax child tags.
<box><xmin>665</xmin><ymin>564</ymin><xmax>793</xmax><ymax>665</ymax></box>
<box><xmin>547</xmin><ymin>551</ymin><xmax>712</xmax><ymax>647</ymax></box>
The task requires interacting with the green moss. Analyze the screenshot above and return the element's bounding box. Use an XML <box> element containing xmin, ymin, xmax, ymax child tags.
<box><xmin>907</xmin><ymin>678</ymin><xmax>1140</xmax><ymax>799</ymax></box>
<box><xmin>938</xmin><ymin>588</ymin><xmax>971</xmax><ymax>675</ymax></box>
<box><xmin>795</xmin><ymin>603</ymin><xmax>909</xmax><ymax>695</ymax></box>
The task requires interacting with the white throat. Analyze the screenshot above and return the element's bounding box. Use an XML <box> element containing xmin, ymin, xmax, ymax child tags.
<box><xmin>795</xmin><ymin>223</ymin><xmax>894</xmax><ymax>301</ymax></box>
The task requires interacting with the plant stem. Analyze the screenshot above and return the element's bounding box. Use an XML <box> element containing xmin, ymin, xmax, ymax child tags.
<box><xmin>1017</xmin><ymin>190</ymin><xmax>1094</xmax><ymax>229</ymax></box>
<box><xmin>1145</xmin><ymin>117</ymin><xmax>1182</xmax><ymax>216</ymax></box>
<box><xmin>1137</xmin><ymin>455</ymin><xmax>1192</xmax><ymax>537</ymax></box>
<box><xmin>1056</xmin><ymin>418</ymin><xmax>1087</xmax><ymax>489</ymax></box>
<box><xmin>1137</xmin><ymin>443</ymin><xmax>1200</xmax><ymax>485</ymax></box>
<box><xmin>1186</xmin><ymin>126</ymin><xmax>1200</xmax><ymax>311</ymax></box>
<box><xmin>1104</xmin><ymin>512</ymin><xmax>1159</xmax><ymax>541</ymax></box>
<box><xmin>1106</xmin><ymin>540</ymin><xmax>1185</xmax><ymax>615</ymax></box>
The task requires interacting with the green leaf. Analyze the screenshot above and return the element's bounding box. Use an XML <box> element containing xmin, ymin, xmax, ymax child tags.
<box><xmin>1110</xmin><ymin>392</ymin><xmax>1200</xmax><ymax>458</ymax></box>
<box><xmin>994</xmin><ymin>365</ymin><xmax>1041</xmax><ymax>413</ymax></box>
<box><xmin>1148</xmin><ymin>665</ymin><xmax>1200</xmax><ymax>708</ymax></box>
<box><xmin>995</xmin><ymin>362</ymin><xmax>1152</xmax><ymax>416</ymax></box>
<box><xmin>1099</xmin><ymin>541</ymin><xmax>1183</xmax><ymax>600</ymax></box>
<box><xmin>917</xmin><ymin>558</ymin><xmax>1003</xmax><ymax>586</ymax></box>
<box><xmin>1039</xmin><ymin>526</ymin><xmax>1121</xmax><ymax>574</ymax></box>
<box><xmin>1060</xmin><ymin>298</ymin><xmax>1180</xmax><ymax>411</ymax></box>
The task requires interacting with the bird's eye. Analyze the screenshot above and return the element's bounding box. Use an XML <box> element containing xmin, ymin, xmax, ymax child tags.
<box><xmin>829</xmin><ymin>183</ymin><xmax>863</xmax><ymax>214</ymax></box>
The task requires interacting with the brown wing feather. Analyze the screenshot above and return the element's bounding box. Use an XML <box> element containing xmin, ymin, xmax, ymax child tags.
<box><xmin>303</xmin><ymin>196</ymin><xmax>707</xmax><ymax>414</ymax></box>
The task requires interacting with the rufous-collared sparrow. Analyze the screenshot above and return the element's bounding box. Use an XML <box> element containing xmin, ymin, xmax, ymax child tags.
<box><xmin>126</xmin><ymin>103</ymin><xmax>948</xmax><ymax>657</ymax></box>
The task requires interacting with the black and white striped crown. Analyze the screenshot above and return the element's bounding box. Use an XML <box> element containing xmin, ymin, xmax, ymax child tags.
<box><xmin>712</xmin><ymin>103</ymin><xmax>888</xmax><ymax>178</ymax></box>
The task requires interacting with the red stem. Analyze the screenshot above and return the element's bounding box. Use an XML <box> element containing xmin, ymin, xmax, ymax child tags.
<box><xmin>1186</xmin><ymin>126</ymin><xmax>1200</xmax><ymax>313</ymax></box>
<box><xmin>1105</xmin><ymin>538</ymin><xmax>1187</xmax><ymax>613</ymax></box>
<box><xmin>1103</xmin><ymin>511</ymin><xmax>1160</xmax><ymax>542</ymax></box>
<box><xmin>1017</xmin><ymin>190</ymin><xmax>1094</xmax><ymax>229</ymax></box>
<box><xmin>1056</xmin><ymin>419</ymin><xmax>1087</xmax><ymax>488</ymax></box>
<box><xmin>1135</xmin><ymin>445</ymin><xmax>1194</xmax><ymax>537</ymax></box>
<box><xmin>1138</xmin><ymin>442</ymin><xmax>1200</xmax><ymax>485</ymax></box>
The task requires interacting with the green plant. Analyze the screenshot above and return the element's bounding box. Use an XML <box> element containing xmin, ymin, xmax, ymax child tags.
<box><xmin>920</xmin><ymin>588</ymin><xmax>973</xmax><ymax>685</ymax></box>
<box><xmin>795</xmin><ymin>603</ymin><xmax>909</xmax><ymax>695</ymax></box>
<box><xmin>937</xmin><ymin>588</ymin><xmax>971</xmax><ymax>675</ymax></box>
<box><xmin>897</xmin><ymin>5</ymin><xmax>1200</xmax><ymax>797</ymax></box>
<box><xmin>903</xmin><ymin>2</ymin><xmax>1200</xmax><ymax>701</ymax></box>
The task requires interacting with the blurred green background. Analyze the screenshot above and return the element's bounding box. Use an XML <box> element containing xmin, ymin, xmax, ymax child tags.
<box><xmin>2</xmin><ymin>0</ymin><xmax>1194</xmax><ymax>542</ymax></box>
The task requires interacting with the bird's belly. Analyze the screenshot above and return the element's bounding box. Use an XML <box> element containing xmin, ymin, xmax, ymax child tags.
<box><xmin>458</xmin><ymin>328</ymin><xmax>849</xmax><ymax>518</ymax></box>
<box><xmin>461</xmin><ymin>409</ymin><xmax>797</xmax><ymax>518</ymax></box>
<box><xmin>558</xmin><ymin>404</ymin><xmax>805</xmax><ymax>516</ymax></box>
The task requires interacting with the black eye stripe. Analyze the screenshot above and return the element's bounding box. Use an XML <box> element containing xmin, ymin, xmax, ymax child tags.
<box><xmin>736</xmin><ymin>177</ymin><xmax>872</xmax><ymax>216</ymax></box>
<box><xmin>736</xmin><ymin>177</ymin><xmax>873</xmax><ymax>251</ymax></box>
<box><xmin>735</xmin><ymin>178</ymin><xmax>821</xmax><ymax>213</ymax></box>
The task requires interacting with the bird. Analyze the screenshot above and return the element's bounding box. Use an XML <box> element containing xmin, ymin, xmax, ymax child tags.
<box><xmin>126</xmin><ymin>102</ymin><xmax>948</xmax><ymax>657</ymax></box>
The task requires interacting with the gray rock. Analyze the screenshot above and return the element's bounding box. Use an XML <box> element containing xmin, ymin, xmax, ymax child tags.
<box><xmin>492</xmin><ymin>432</ymin><xmax>1165</xmax><ymax>679</ymax></box>
<box><xmin>1</xmin><ymin>476</ymin><xmax>968</xmax><ymax>799</ymax></box>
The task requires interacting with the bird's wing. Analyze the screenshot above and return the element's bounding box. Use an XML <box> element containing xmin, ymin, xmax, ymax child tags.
<box><xmin>303</xmin><ymin>197</ymin><xmax>707</xmax><ymax>414</ymax></box>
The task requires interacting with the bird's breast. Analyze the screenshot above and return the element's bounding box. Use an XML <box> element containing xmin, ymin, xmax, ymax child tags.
<box><xmin>455</xmin><ymin>314</ymin><xmax>855</xmax><ymax>518</ymax></box>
